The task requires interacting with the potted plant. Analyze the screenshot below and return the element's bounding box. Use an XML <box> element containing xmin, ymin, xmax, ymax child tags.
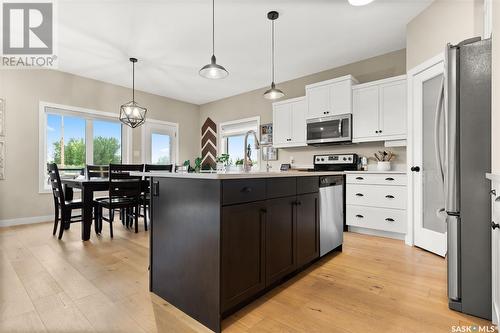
<box><xmin>216</xmin><ymin>154</ymin><xmax>230</xmax><ymax>172</ymax></box>
<box><xmin>235</xmin><ymin>158</ymin><xmax>244</xmax><ymax>172</ymax></box>
<box><xmin>194</xmin><ymin>157</ymin><xmax>202</xmax><ymax>173</ymax></box>
<box><xmin>374</xmin><ymin>150</ymin><xmax>395</xmax><ymax>171</ymax></box>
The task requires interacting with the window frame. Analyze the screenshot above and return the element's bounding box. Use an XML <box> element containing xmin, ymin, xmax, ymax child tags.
<box><xmin>38</xmin><ymin>101</ymin><xmax>133</xmax><ymax>193</ymax></box>
<box><xmin>140</xmin><ymin>119</ymin><xmax>179</xmax><ymax>166</ymax></box>
<box><xmin>219</xmin><ymin>116</ymin><xmax>260</xmax><ymax>168</ymax></box>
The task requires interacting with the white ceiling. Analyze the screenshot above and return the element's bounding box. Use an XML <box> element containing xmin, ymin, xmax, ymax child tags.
<box><xmin>57</xmin><ymin>0</ymin><xmax>432</xmax><ymax>105</ymax></box>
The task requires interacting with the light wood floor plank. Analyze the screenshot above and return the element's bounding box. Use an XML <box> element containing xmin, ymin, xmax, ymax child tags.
<box><xmin>0</xmin><ymin>221</ymin><xmax>494</xmax><ymax>333</ymax></box>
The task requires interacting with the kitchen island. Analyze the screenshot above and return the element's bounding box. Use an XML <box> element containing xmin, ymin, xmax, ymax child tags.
<box><xmin>133</xmin><ymin>171</ymin><xmax>344</xmax><ymax>333</ymax></box>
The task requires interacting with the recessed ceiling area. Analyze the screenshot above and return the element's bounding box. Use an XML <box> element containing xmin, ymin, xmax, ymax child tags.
<box><xmin>57</xmin><ymin>0</ymin><xmax>432</xmax><ymax>105</ymax></box>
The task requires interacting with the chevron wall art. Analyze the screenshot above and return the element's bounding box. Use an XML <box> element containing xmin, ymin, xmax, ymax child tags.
<box><xmin>201</xmin><ymin>117</ymin><xmax>217</xmax><ymax>169</ymax></box>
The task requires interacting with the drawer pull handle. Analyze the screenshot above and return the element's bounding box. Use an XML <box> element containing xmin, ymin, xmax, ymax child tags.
<box><xmin>385</xmin><ymin>195</ymin><xmax>395</xmax><ymax>199</ymax></box>
<box><xmin>355</xmin><ymin>214</ymin><xmax>364</xmax><ymax>218</ymax></box>
<box><xmin>241</xmin><ymin>187</ymin><xmax>252</xmax><ymax>193</ymax></box>
<box><xmin>355</xmin><ymin>193</ymin><xmax>364</xmax><ymax>197</ymax></box>
<box><xmin>385</xmin><ymin>177</ymin><xmax>395</xmax><ymax>181</ymax></box>
<box><xmin>355</xmin><ymin>177</ymin><xmax>364</xmax><ymax>180</ymax></box>
<box><xmin>385</xmin><ymin>218</ymin><xmax>395</xmax><ymax>222</ymax></box>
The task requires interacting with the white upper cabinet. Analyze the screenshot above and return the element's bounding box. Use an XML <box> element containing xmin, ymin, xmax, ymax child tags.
<box><xmin>306</xmin><ymin>75</ymin><xmax>358</xmax><ymax>119</ymax></box>
<box><xmin>352</xmin><ymin>75</ymin><xmax>407</xmax><ymax>143</ymax></box>
<box><xmin>272</xmin><ymin>97</ymin><xmax>307</xmax><ymax>148</ymax></box>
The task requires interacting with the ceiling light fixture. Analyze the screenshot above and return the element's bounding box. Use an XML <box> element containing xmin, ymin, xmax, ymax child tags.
<box><xmin>348</xmin><ymin>0</ymin><xmax>375</xmax><ymax>6</ymax></box>
<box><xmin>119</xmin><ymin>58</ymin><xmax>147</xmax><ymax>128</ymax></box>
<box><xmin>263</xmin><ymin>11</ymin><xmax>285</xmax><ymax>100</ymax></box>
<box><xmin>199</xmin><ymin>0</ymin><xmax>228</xmax><ymax>79</ymax></box>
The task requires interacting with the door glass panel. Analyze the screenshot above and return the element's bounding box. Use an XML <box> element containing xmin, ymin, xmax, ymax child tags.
<box><xmin>422</xmin><ymin>74</ymin><xmax>446</xmax><ymax>233</ymax></box>
<box><xmin>151</xmin><ymin>133</ymin><xmax>171</xmax><ymax>165</ymax></box>
<box><xmin>93</xmin><ymin>120</ymin><xmax>122</xmax><ymax>164</ymax></box>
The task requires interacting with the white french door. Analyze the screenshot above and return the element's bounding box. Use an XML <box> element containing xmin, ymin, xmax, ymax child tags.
<box><xmin>142</xmin><ymin>120</ymin><xmax>178</xmax><ymax>165</ymax></box>
<box><xmin>408</xmin><ymin>56</ymin><xmax>447</xmax><ymax>256</ymax></box>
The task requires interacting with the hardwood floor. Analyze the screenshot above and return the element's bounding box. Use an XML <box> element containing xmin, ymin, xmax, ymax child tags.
<box><xmin>0</xmin><ymin>221</ymin><xmax>493</xmax><ymax>332</ymax></box>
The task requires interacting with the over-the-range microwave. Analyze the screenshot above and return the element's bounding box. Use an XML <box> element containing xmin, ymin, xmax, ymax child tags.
<box><xmin>306</xmin><ymin>114</ymin><xmax>352</xmax><ymax>145</ymax></box>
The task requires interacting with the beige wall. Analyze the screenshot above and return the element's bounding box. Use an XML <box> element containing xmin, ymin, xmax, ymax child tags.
<box><xmin>0</xmin><ymin>69</ymin><xmax>200</xmax><ymax>221</ymax></box>
<box><xmin>493</xmin><ymin>0</ymin><xmax>500</xmax><ymax>173</ymax></box>
<box><xmin>406</xmin><ymin>0</ymin><xmax>484</xmax><ymax>70</ymax></box>
<box><xmin>199</xmin><ymin>49</ymin><xmax>407</xmax><ymax>170</ymax></box>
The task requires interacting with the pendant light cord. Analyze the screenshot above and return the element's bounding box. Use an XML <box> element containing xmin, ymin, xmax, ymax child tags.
<box><xmin>212</xmin><ymin>0</ymin><xmax>215</xmax><ymax>56</ymax></box>
<box><xmin>132</xmin><ymin>60</ymin><xmax>135</xmax><ymax>102</ymax></box>
<box><xmin>271</xmin><ymin>19</ymin><xmax>275</xmax><ymax>83</ymax></box>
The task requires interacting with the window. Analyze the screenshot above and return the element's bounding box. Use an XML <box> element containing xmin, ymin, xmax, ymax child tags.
<box><xmin>219</xmin><ymin>117</ymin><xmax>260</xmax><ymax>169</ymax></box>
<box><xmin>142</xmin><ymin>120</ymin><xmax>178</xmax><ymax>166</ymax></box>
<box><xmin>39</xmin><ymin>102</ymin><xmax>131</xmax><ymax>192</ymax></box>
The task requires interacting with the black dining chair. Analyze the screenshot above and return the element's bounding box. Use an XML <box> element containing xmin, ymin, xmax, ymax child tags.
<box><xmin>141</xmin><ymin>164</ymin><xmax>173</xmax><ymax>228</ymax></box>
<box><xmin>94</xmin><ymin>164</ymin><xmax>144</xmax><ymax>237</ymax></box>
<box><xmin>86</xmin><ymin>165</ymin><xmax>109</xmax><ymax>179</ymax></box>
<box><xmin>47</xmin><ymin>163</ymin><xmax>85</xmax><ymax>240</ymax></box>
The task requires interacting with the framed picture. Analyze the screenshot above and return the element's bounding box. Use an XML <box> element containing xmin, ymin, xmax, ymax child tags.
<box><xmin>260</xmin><ymin>123</ymin><xmax>273</xmax><ymax>145</ymax></box>
<box><xmin>0</xmin><ymin>138</ymin><xmax>5</xmax><ymax>180</ymax></box>
<box><xmin>0</xmin><ymin>98</ymin><xmax>4</xmax><ymax>137</ymax></box>
<box><xmin>261</xmin><ymin>146</ymin><xmax>278</xmax><ymax>161</ymax></box>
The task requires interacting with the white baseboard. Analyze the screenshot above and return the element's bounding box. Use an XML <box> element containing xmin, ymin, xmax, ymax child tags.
<box><xmin>0</xmin><ymin>215</ymin><xmax>52</xmax><ymax>227</ymax></box>
<box><xmin>348</xmin><ymin>226</ymin><xmax>406</xmax><ymax>241</ymax></box>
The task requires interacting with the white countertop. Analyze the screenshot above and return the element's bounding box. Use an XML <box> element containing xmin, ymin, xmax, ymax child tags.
<box><xmin>130</xmin><ymin>169</ymin><xmax>407</xmax><ymax>179</ymax></box>
<box><xmin>130</xmin><ymin>170</ymin><xmax>345</xmax><ymax>179</ymax></box>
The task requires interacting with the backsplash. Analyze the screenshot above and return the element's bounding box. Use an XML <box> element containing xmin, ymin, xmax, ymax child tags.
<box><xmin>262</xmin><ymin>141</ymin><xmax>406</xmax><ymax>171</ymax></box>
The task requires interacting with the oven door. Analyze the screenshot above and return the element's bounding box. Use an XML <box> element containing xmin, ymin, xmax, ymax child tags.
<box><xmin>307</xmin><ymin>114</ymin><xmax>351</xmax><ymax>145</ymax></box>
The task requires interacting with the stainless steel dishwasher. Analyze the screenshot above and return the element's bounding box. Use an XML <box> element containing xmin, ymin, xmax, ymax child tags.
<box><xmin>319</xmin><ymin>175</ymin><xmax>344</xmax><ymax>256</ymax></box>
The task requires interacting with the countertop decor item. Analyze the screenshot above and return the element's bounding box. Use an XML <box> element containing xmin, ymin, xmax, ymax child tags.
<box><xmin>374</xmin><ymin>150</ymin><xmax>395</xmax><ymax>171</ymax></box>
<box><xmin>119</xmin><ymin>58</ymin><xmax>147</xmax><ymax>128</ymax></box>
<box><xmin>216</xmin><ymin>154</ymin><xmax>229</xmax><ymax>172</ymax></box>
<box><xmin>199</xmin><ymin>0</ymin><xmax>228</xmax><ymax>79</ymax></box>
<box><xmin>263</xmin><ymin>11</ymin><xmax>285</xmax><ymax>100</ymax></box>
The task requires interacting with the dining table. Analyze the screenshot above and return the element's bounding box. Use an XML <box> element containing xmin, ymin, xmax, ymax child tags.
<box><xmin>61</xmin><ymin>178</ymin><xmax>148</xmax><ymax>241</ymax></box>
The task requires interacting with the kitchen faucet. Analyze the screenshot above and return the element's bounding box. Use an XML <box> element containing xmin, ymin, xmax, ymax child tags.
<box><xmin>243</xmin><ymin>130</ymin><xmax>260</xmax><ymax>172</ymax></box>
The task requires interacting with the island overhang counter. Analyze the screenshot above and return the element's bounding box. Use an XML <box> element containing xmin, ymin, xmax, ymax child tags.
<box><xmin>131</xmin><ymin>171</ymin><xmax>344</xmax><ymax>332</ymax></box>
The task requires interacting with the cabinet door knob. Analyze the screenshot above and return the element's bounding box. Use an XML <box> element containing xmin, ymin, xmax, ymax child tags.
<box><xmin>385</xmin><ymin>177</ymin><xmax>395</xmax><ymax>181</ymax></box>
<box><xmin>355</xmin><ymin>214</ymin><xmax>364</xmax><ymax>218</ymax></box>
<box><xmin>385</xmin><ymin>218</ymin><xmax>395</xmax><ymax>222</ymax></box>
<box><xmin>355</xmin><ymin>177</ymin><xmax>364</xmax><ymax>180</ymax></box>
<box><xmin>379</xmin><ymin>130</ymin><xmax>382</xmax><ymax>133</ymax></box>
<box><xmin>241</xmin><ymin>187</ymin><xmax>252</xmax><ymax>193</ymax></box>
<box><xmin>385</xmin><ymin>195</ymin><xmax>395</xmax><ymax>199</ymax></box>
<box><xmin>492</xmin><ymin>221</ymin><xmax>500</xmax><ymax>230</ymax></box>
<box><xmin>355</xmin><ymin>193</ymin><xmax>364</xmax><ymax>197</ymax></box>
<box><xmin>411</xmin><ymin>166</ymin><xmax>420</xmax><ymax>172</ymax></box>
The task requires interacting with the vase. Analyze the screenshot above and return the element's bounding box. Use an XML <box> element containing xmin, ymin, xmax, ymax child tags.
<box><xmin>377</xmin><ymin>161</ymin><xmax>391</xmax><ymax>171</ymax></box>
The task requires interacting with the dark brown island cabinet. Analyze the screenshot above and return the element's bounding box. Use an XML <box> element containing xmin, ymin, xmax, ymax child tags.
<box><xmin>148</xmin><ymin>174</ymin><xmax>342</xmax><ymax>333</ymax></box>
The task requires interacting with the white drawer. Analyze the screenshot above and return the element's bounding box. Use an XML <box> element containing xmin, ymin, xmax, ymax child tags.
<box><xmin>346</xmin><ymin>205</ymin><xmax>407</xmax><ymax>234</ymax></box>
<box><xmin>346</xmin><ymin>173</ymin><xmax>407</xmax><ymax>186</ymax></box>
<box><xmin>346</xmin><ymin>184</ymin><xmax>407</xmax><ymax>209</ymax></box>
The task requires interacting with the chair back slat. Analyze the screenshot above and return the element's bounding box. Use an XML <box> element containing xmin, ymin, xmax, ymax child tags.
<box><xmin>47</xmin><ymin>163</ymin><xmax>66</xmax><ymax>208</ymax></box>
<box><xmin>86</xmin><ymin>165</ymin><xmax>109</xmax><ymax>179</ymax></box>
<box><xmin>108</xmin><ymin>164</ymin><xmax>144</xmax><ymax>200</ymax></box>
<box><xmin>144</xmin><ymin>164</ymin><xmax>173</xmax><ymax>172</ymax></box>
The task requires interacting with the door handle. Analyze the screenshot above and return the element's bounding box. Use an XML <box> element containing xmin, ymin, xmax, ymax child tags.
<box><xmin>152</xmin><ymin>181</ymin><xmax>159</xmax><ymax>196</ymax></box>
<box><xmin>411</xmin><ymin>166</ymin><xmax>420</xmax><ymax>172</ymax></box>
<box><xmin>241</xmin><ymin>187</ymin><xmax>252</xmax><ymax>193</ymax></box>
<box><xmin>355</xmin><ymin>214</ymin><xmax>364</xmax><ymax>218</ymax></box>
<box><xmin>355</xmin><ymin>193</ymin><xmax>364</xmax><ymax>197</ymax></box>
<box><xmin>385</xmin><ymin>195</ymin><xmax>395</xmax><ymax>199</ymax></box>
<box><xmin>355</xmin><ymin>177</ymin><xmax>364</xmax><ymax>180</ymax></box>
<box><xmin>385</xmin><ymin>218</ymin><xmax>395</xmax><ymax>222</ymax></box>
<box><xmin>385</xmin><ymin>177</ymin><xmax>394</xmax><ymax>181</ymax></box>
<box><xmin>492</xmin><ymin>221</ymin><xmax>500</xmax><ymax>230</ymax></box>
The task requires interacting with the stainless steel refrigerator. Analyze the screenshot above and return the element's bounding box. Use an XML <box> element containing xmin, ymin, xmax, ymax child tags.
<box><xmin>442</xmin><ymin>37</ymin><xmax>491</xmax><ymax>320</ymax></box>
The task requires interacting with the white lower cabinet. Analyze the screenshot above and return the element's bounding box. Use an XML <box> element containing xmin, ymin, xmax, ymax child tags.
<box><xmin>346</xmin><ymin>172</ymin><xmax>407</xmax><ymax>238</ymax></box>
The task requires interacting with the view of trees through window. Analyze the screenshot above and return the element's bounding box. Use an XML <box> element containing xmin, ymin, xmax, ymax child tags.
<box><xmin>226</xmin><ymin>134</ymin><xmax>256</xmax><ymax>165</ymax></box>
<box><xmin>47</xmin><ymin>114</ymin><xmax>122</xmax><ymax>169</ymax></box>
<box><xmin>151</xmin><ymin>133</ymin><xmax>171</xmax><ymax>165</ymax></box>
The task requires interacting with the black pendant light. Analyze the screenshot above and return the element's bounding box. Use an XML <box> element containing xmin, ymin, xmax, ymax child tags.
<box><xmin>199</xmin><ymin>0</ymin><xmax>228</xmax><ymax>79</ymax></box>
<box><xmin>263</xmin><ymin>11</ymin><xmax>285</xmax><ymax>100</ymax></box>
<box><xmin>120</xmin><ymin>58</ymin><xmax>147</xmax><ymax>128</ymax></box>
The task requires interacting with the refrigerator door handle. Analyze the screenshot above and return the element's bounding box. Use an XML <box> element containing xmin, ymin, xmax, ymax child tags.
<box><xmin>434</xmin><ymin>77</ymin><xmax>445</xmax><ymax>185</ymax></box>
<box><xmin>447</xmin><ymin>215</ymin><xmax>461</xmax><ymax>301</ymax></box>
